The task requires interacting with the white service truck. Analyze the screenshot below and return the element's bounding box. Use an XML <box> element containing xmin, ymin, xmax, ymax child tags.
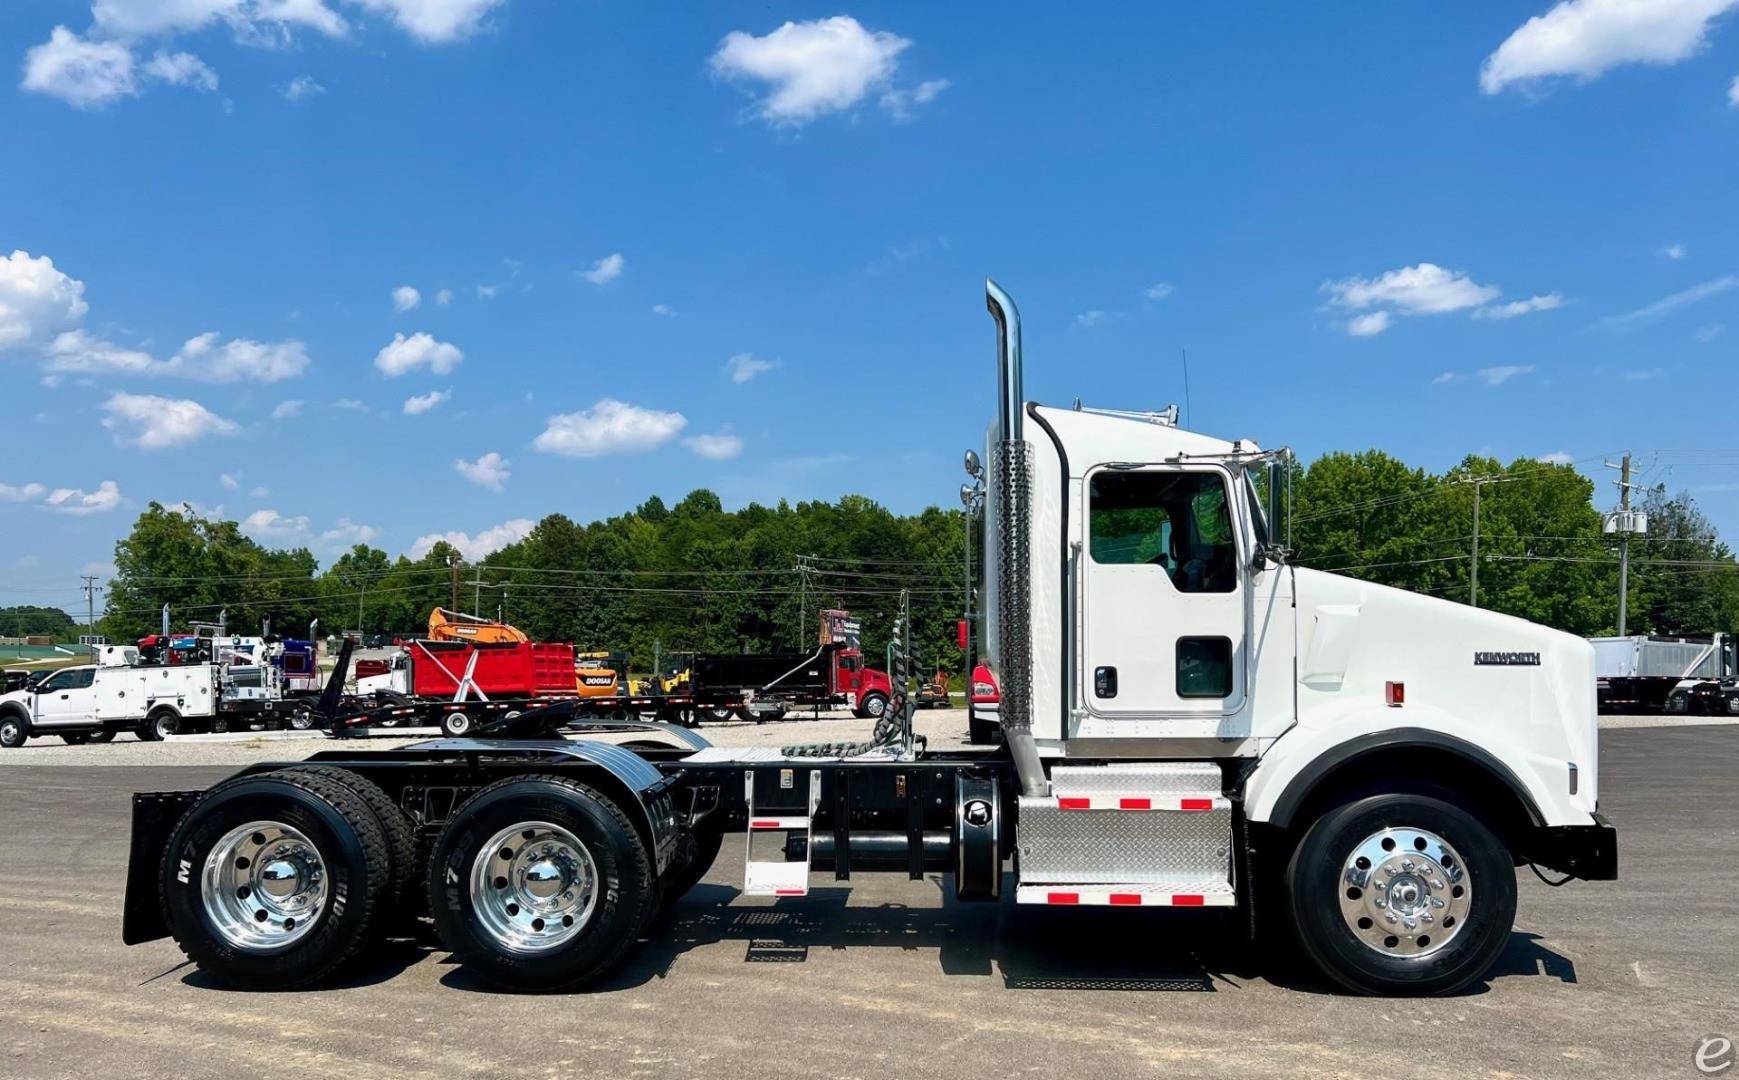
<box><xmin>0</xmin><ymin>642</ymin><xmax>302</xmax><ymax>746</ymax></box>
<box><xmin>119</xmin><ymin>281</ymin><xmax>1614</xmax><ymax>997</ymax></box>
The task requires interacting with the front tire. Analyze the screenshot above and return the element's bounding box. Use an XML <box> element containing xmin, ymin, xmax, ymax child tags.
<box><xmin>0</xmin><ymin>713</ymin><xmax>29</xmax><ymax>749</ymax></box>
<box><xmin>1285</xmin><ymin>792</ymin><xmax>1516</xmax><ymax>996</ymax></box>
<box><xmin>159</xmin><ymin>769</ymin><xmax>392</xmax><ymax>989</ymax></box>
<box><xmin>428</xmin><ymin>775</ymin><xmax>654</xmax><ymax>991</ymax></box>
<box><xmin>857</xmin><ymin>692</ymin><xmax>888</xmax><ymax>720</ymax></box>
<box><xmin>440</xmin><ymin>711</ymin><xmax>474</xmax><ymax>738</ymax></box>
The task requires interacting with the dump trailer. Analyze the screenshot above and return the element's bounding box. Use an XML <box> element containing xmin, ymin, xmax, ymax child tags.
<box><xmin>321</xmin><ymin>639</ymin><xmax>580</xmax><ymax>737</ymax></box>
<box><xmin>119</xmin><ymin>281</ymin><xmax>1614</xmax><ymax>997</ymax></box>
<box><xmin>1592</xmin><ymin>633</ymin><xmax>1736</xmax><ymax>714</ymax></box>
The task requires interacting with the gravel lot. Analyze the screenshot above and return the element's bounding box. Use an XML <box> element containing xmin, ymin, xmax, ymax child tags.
<box><xmin>0</xmin><ymin>715</ymin><xmax>1733</xmax><ymax>1079</ymax></box>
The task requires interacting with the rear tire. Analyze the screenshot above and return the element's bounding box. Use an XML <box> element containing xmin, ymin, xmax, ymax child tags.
<box><xmin>280</xmin><ymin>766</ymin><xmax>418</xmax><ymax>912</ymax></box>
<box><xmin>87</xmin><ymin>730</ymin><xmax>115</xmax><ymax>744</ymax></box>
<box><xmin>428</xmin><ymin>774</ymin><xmax>654</xmax><ymax>991</ymax></box>
<box><xmin>146</xmin><ymin>710</ymin><xmax>180</xmax><ymax>740</ymax></box>
<box><xmin>288</xmin><ymin>710</ymin><xmax>316</xmax><ymax>731</ymax></box>
<box><xmin>159</xmin><ymin>769</ymin><xmax>392</xmax><ymax>989</ymax></box>
<box><xmin>61</xmin><ymin>732</ymin><xmax>91</xmax><ymax>745</ymax></box>
<box><xmin>1285</xmin><ymin>792</ymin><xmax>1515</xmax><ymax>996</ymax></box>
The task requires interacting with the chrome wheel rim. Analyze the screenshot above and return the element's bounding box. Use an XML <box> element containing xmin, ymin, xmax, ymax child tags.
<box><xmin>469</xmin><ymin>821</ymin><xmax>598</xmax><ymax>953</ymax></box>
<box><xmin>447</xmin><ymin>713</ymin><xmax>471</xmax><ymax>735</ymax></box>
<box><xmin>200</xmin><ymin>821</ymin><xmax>328</xmax><ymax>951</ymax></box>
<box><xmin>864</xmin><ymin>697</ymin><xmax>885</xmax><ymax>717</ymax></box>
<box><xmin>1339</xmin><ymin>826</ymin><xmax>1470</xmax><ymax>958</ymax></box>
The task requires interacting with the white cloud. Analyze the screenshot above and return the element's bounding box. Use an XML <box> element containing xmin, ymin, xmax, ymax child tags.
<box><xmin>1694</xmin><ymin>322</ymin><xmax>1725</xmax><ymax>342</ymax></box>
<box><xmin>402</xmin><ymin>388</ymin><xmax>449</xmax><ymax>414</ymax></box>
<box><xmin>242</xmin><ymin>508</ymin><xmax>312</xmax><ymax>543</ymax></box>
<box><xmin>409</xmin><ymin>517</ymin><xmax>534</xmax><ymax>561</ymax></box>
<box><xmin>1473</xmin><ymin>293</ymin><xmax>1565</xmax><ymax>320</ymax></box>
<box><xmin>43</xmin><ymin>480</ymin><xmax>122</xmax><ymax>515</ymax></box>
<box><xmin>534</xmin><ymin>399</ymin><xmax>687</xmax><ymax>457</ymax></box>
<box><xmin>321</xmin><ymin>518</ymin><xmax>379</xmax><ymax>548</ymax></box>
<box><xmin>1665</xmin><ymin>242</ymin><xmax>1687</xmax><ymax>259</ymax></box>
<box><xmin>334</xmin><ymin>397</ymin><xmax>368</xmax><ymax>410</ymax></box>
<box><xmin>391</xmin><ymin>285</ymin><xmax>420</xmax><ymax>312</ymax></box>
<box><xmin>1347</xmin><ymin>311</ymin><xmax>1393</xmax><ymax>337</ymax></box>
<box><xmin>101</xmin><ymin>392</ymin><xmax>238</xmax><ymax>448</ymax></box>
<box><xmin>1596</xmin><ymin>274</ymin><xmax>1739</xmax><ymax>330</ymax></box>
<box><xmin>47</xmin><ymin>329</ymin><xmax>310</xmax><ymax>382</ymax></box>
<box><xmin>454</xmin><ymin>451</ymin><xmax>510</xmax><ymax>490</ymax></box>
<box><xmin>581</xmin><ymin>253</ymin><xmax>624</xmax><ymax>285</ymax></box>
<box><xmin>89</xmin><ymin>0</ymin><xmax>349</xmax><ymax>40</ymax></box>
<box><xmin>1537</xmin><ymin>451</ymin><xmax>1575</xmax><ymax>465</ymax></box>
<box><xmin>1074</xmin><ymin>309</ymin><xmax>1110</xmax><ymax>328</ymax></box>
<box><xmin>0</xmin><ymin>250</ymin><xmax>89</xmax><ymax>349</ymax></box>
<box><xmin>282</xmin><ymin>74</ymin><xmax>325</xmax><ymax>102</ymax></box>
<box><xmin>1475</xmin><ymin>365</ymin><xmax>1536</xmax><ymax>386</ymax></box>
<box><xmin>272</xmin><ymin>398</ymin><xmax>304</xmax><ymax>419</ymax></box>
<box><xmin>711</xmin><ymin>16</ymin><xmax>913</xmax><ymax>125</ymax></box>
<box><xmin>880</xmin><ymin>77</ymin><xmax>949</xmax><ymax>121</ymax></box>
<box><xmin>22</xmin><ymin>27</ymin><xmax>136</xmax><ymax>109</ymax></box>
<box><xmin>249</xmin><ymin>485</ymin><xmax>268</xmax><ymax>498</ymax></box>
<box><xmin>374</xmin><ymin>331</ymin><xmax>462</xmax><ymax>376</ymax></box>
<box><xmin>143</xmin><ymin>50</ymin><xmax>217</xmax><ymax>92</ymax></box>
<box><xmin>219</xmin><ymin>472</ymin><xmax>240</xmax><ymax>490</ymax></box>
<box><xmin>1432</xmin><ymin>371</ymin><xmax>1462</xmax><ymax>384</ymax></box>
<box><xmin>1481</xmin><ymin>0</ymin><xmax>1739</xmax><ymax>95</ymax></box>
<box><xmin>685</xmin><ymin>432</ymin><xmax>744</xmax><ymax>460</ymax></box>
<box><xmin>651</xmin><ymin>303</ymin><xmax>676</xmax><ymax>317</ymax></box>
<box><xmin>347</xmin><ymin>0</ymin><xmax>506</xmax><ymax>43</ymax></box>
<box><xmin>1143</xmin><ymin>283</ymin><xmax>1175</xmax><ymax>301</ymax></box>
<box><xmin>726</xmin><ymin>352</ymin><xmax>777</xmax><ymax>384</ymax></box>
<box><xmin>0</xmin><ymin>482</ymin><xmax>48</xmax><ymax>502</ymax></box>
<box><xmin>1324</xmin><ymin>263</ymin><xmax>1501</xmax><ymax>316</ymax></box>
<box><xmin>476</xmin><ymin>283</ymin><xmax>498</xmax><ymax>299</ymax></box>
<box><xmin>1730</xmin><ymin>73</ymin><xmax>1739</xmax><ymax>105</ymax></box>
<box><xmin>435</xmin><ymin>287</ymin><xmax>453</xmax><ymax>305</ymax></box>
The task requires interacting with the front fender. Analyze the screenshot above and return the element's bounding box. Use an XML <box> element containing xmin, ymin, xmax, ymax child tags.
<box><xmin>1245</xmin><ymin>700</ymin><xmax>1590</xmax><ymax>828</ymax></box>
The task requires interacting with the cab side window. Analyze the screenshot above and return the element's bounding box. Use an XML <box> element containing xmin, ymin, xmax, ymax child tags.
<box><xmin>1089</xmin><ymin>471</ymin><xmax>1239</xmax><ymax>593</ymax></box>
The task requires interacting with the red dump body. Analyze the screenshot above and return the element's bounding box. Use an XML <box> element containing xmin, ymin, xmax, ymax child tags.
<box><xmin>407</xmin><ymin>640</ymin><xmax>575</xmax><ymax>699</ymax></box>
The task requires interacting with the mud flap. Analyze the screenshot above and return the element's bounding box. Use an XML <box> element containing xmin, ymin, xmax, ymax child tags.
<box><xmin>122</xmin><ymin>791</ymin><xmax>200</xmax><ymax>945</ymax></box>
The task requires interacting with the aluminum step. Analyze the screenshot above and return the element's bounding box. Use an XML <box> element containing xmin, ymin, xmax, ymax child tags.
<box><xmin>741</xmin><ymin>768</ymin><xmax>820</xmax><ymax>897</ymax></box>
<box><xmin>1015</xmin><ymin>881</ymin><xmax>1236</xmax><ymax>907</ymax></box>
<box><xmin>1050</xmin><ymin>762</ymin><xmax>1221</xmax><ymax>797</ymax></box>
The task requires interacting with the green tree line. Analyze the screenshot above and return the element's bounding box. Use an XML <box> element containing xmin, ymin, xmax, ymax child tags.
<box><xmin>92</xmin><ymin>451</ymin><xmax>1739</xmax><ymax>669</ymax></box>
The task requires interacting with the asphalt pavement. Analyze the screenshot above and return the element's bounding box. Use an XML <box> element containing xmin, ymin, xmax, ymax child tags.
<box><xmin>0</xmin><ymin>722</ymin><xmax>1733</xmax><ymax>1079</ymax></box>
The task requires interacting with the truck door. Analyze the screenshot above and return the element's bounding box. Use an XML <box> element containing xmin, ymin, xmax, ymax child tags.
<box><xmin>1080</xmin><ymin>465</ymin><xmax>1246</xmax><ymax>720</ymax></box>
<box><xmin>32</xmin><ymin>666</ymin><xmax>96</xmax><ymax>726</ymax></box>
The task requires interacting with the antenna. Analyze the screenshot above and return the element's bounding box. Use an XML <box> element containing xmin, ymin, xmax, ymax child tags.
<box><xmin>1181</xmin><ymin>347</ymin><xmax>1192</xmax><ymax>428</ymax></box>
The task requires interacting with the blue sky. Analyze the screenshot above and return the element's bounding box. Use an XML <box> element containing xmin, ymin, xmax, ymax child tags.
<box><xmin>4</xmin><ymin>1</ymin><xmax>1739</xmax><ymax>616</ymax></box>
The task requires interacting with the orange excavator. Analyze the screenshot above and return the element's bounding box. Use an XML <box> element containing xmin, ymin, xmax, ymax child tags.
<box><xmin>426</xmin><ymin>608</ymin><xmax>529</xmax><ymax>644</ymax></box>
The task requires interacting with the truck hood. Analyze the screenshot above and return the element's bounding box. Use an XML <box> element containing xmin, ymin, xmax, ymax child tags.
<box><xmin>1291</xmin><ymin>566</ymin><xmax>1598</xmax><ymax>810</ymax></box>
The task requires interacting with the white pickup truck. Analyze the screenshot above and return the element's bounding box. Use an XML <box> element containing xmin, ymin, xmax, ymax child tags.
<box><xmin>0</xmin><ymin>657</ymin><xmax>220</xmax><ymax>746</ymax></box>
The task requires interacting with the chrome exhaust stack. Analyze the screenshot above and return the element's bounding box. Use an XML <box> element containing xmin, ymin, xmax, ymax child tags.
<box><xmin>985</xmin><ymin>279</ymin><xmax>1048</xmax><ymax>798</ymax></box>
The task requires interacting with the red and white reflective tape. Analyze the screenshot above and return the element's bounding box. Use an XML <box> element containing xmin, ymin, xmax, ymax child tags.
<box><xmin>748</xmin><ymin>817</ymin><xmax>810</xmax><ymax>830</ymax></box>
<box><xmin>1016</xmin><ymin>886</ymin><xmax>1235</xmax><ymax>908</ymax></box>
<box><xmin>1051</xmin><ymin>795</ymin><xmax>1227</xmax><ymax>812</ymax></box>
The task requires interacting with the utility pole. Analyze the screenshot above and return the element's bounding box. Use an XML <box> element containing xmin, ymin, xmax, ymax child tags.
<box><xmin>795</xmin><ymin>555</ymin><xmax>811</xmax><ymax>650</ymax></box>
<box><xmin>80</xmin><ymin>575</ymin><xmax>98</xmax><ymax>634</ymax></box>
<box><xmin>1470</xmin><ymin>481</ymin><xmax>1481</xmax><ymax>607</ymax></box>
<box><xmin>1606</xmin><ymin>452</ymin><xmax>1636</xmax><ymax>636</ymax></box>
<box><xmin>448</xmin><ymin>552</ymin><xmax>462</xmax><ymax>614</ymax></box>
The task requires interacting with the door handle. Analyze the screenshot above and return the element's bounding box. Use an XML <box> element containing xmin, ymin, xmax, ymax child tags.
<box><xmin>1094</xmin><ymin>666</ymin><xmax>1118</xmax><ymax>699</ymax></box>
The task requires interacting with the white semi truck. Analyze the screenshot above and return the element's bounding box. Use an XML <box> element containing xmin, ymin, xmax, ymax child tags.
<box><xmin>119</xmin><ymin>281</ymin><xmax>1613</xmax><ymax>996</ymax></box>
